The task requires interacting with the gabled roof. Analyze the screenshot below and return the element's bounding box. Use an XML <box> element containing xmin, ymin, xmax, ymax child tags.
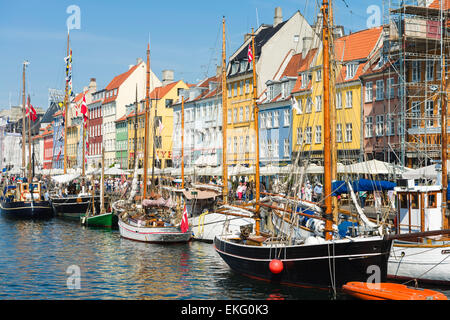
<box><xmin>150</xmin><ymin>80</ymin><xmax>181</xmax><ymax>99</ymax></box>
<box><xmin>334</xmin><ymin>27</ymin><xmax>382</xmax><ymax>63</ymax></box>
<box><xmin>291</xmin><ymin>48</ymin><xmax>319</xmax><ymax>93</ymax></box>
<box><xmin>103</xmin><ymin>63</ymin><xmax>142</xmax><ymax>104</ymax></box>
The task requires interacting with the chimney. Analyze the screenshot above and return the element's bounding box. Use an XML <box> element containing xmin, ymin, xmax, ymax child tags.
<box><xmin>162</xmin><ymin>70</ymin><xmax>174</xmax><ymax>86</ymax></box>
<box><xmin>274</xmin><ymin>7</ymin><xmax>283</xmax><ymax>27</ymax></box>
<box><xmin>89</xmin><ymin>78</ymin><xmax>97</xmax><ymax>94</ymax></box>
<box><xmin>244</xmin><ymin>33</ymin><xmax>251</xmax><ymax>42</ymax></box>
<box><xmin>136</xmin><ymin>57</ymin><xmax>143</xmax><ymax>65</ymax></box>
<box><xmin>302</xmin><ymin>36</ymin><xmax>312</xmax><ymax>57</ymax></box>
<box><xmin>216</xmin><ymin>65</ymin><xmax>222</xmax><ymax>78</ymax></box>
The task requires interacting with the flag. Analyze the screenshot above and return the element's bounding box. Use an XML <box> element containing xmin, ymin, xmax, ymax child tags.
<box><xmin>56</xmin><ymin>149</ymin><xmax>62</xmax><ymax>161</ymax></box>
<box><xmin>158</xmin><ymin>119</ymin><xmax>164</xmax><ymax>135</ymax></box>
<box><xmin>181</xmin><ymin>204</ymin><xmax>189</xmax><ymax>233</ymax></box>
<box><xmin>291</xmin><ymin>97</ymin><xmax>301</xmax><ymax>114</ymax></box>
<box><xmin>29</xmin><ymin>104</ymin><xmax>37</xmax><ymax>122</ymax></box>
<box><xmin>247</xmin><ymin>44</ymin><xmax>253</xmax><ymax>63</ymax></box>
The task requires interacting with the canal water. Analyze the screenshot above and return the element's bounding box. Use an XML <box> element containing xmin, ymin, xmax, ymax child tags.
<box><xmin>0</xmin><ymin>215</ymin><xmax>449</xmax><ymax>300</ymax></box>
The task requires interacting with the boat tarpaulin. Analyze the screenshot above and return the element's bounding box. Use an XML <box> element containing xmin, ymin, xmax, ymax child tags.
<box><xmin>332</xmin><ymin>179</ymin><xmax>396</xmax><ymax>195</ymax></box>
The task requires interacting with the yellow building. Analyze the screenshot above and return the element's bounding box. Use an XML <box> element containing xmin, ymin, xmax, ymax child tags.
<box><xmin>292</xmin><ymin>28</ymin><xmax>383</xmax><ymax>164</ymax></box>
<box><xmin>127</xmin><ymin>80</ymin><xmax>189</xmax><ymax>170</ymax></box>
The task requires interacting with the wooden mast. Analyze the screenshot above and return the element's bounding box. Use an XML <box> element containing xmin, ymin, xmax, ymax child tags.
<box><xmin>251</xmin><ymin>28</ymin><xmax>261</xmax><ymax>235</ymax></box>
<box><xmin>21</xmin><ymin>61</ymin><xmax>27</xmax><ymax>177</ymax></box>
<box><xmin>442</xmin><ymin>54</ymin><xmax>448</xmax><ymax>229</ymax></box>
<box><xmin>64</xmin><ymin>31</ymin><xmax>70</xmax><ymax>174</ymax></box>
<box><xmin>27</xmin><ymin>94</ymin><xmax>32</xmax><ymax>183</ymax></box>
<box><xmin>222</xmin><ymin>17</ymin><xmax>228</xmax><ymax>204</ymax></box>
<box><xmin>82</xmin><ymin>94</ymin><xmax>86</xmax><ymax>177</ymax></box>
<box><xmin>322</xmin><ymin>0</ymin><xmax>334</xmax><ymax>241</ymax></box>
<box><xmin>143</xmin><ymin>43</ymin><xmax>151</xmax><ymax>200</ymax></box>
<box><xmin>134</xmin><ymin>85</ymin><xmax>138</xmax><ymax>171</ymax></box>
<box><xmin>181</xmin><ymin>96</ymin><xmax>185</xmax><ymax>189</ymax></box>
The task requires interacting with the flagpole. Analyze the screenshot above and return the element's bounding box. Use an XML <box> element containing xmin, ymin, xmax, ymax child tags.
<box><xmin>82</xmin><ymin>96</ymin><xmax>86</xmax><ymax>177</ymax></box>
<box><xmin>221</xmin><ymin>17</ymin><xmax>228</xmax><ymax>204</ymax></box>
<box><xmin>181</xmin><ymin>96</ymin><xmax>185</xmax><ymax>189</ymax></box>
<box><xmin>21</xmin><ymin>61</ymin><xmax>28</xmax><ymax>178</ymax></box>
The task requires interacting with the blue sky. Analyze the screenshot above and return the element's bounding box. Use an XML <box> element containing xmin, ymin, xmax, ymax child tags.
<box><xmin>0</xmin><ymin>0</ymin><xmax>382</xmax><ymax>111</ymax></box>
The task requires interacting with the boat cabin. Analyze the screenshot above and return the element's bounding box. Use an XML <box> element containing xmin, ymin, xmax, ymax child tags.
<box><xmin>395</xmin><ymin>182</ymin><xmax>443</xmax><ymax>234</ymax></box>
<box><xmin>17</xmin><ymin>182</ymin><xmax>42</xmax><ymax>202</ymax></box>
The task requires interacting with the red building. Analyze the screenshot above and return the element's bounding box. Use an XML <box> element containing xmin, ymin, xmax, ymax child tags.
<box><xmin>42</xmin><ymin>124</ymin><xmax>54</xmax><ymax>169</ymax></box>
<box><xmin>361</xmin><ymin>53</ymin><xmax>401</xmax><ymax>164</ymax></box>
<box><xmin>87</xmin><ymin>89</ymin><xmax>105</xmax><ymax>170</ymax></box>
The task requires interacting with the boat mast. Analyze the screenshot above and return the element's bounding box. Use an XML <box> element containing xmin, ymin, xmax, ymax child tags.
<box><xmin>134</xmin><ymin>85</ymin><xmax>138</xmax><ymax>171</ymax></box>
<box><xmin>322</xmin><ymin>0</ymin><xmax>334</xmax><ymax>241</ymax></box>
<box><xmin>151</xmin><ymin>85</ymin><xmax>157</xmax><ymax>193</ymax></box>
<box><xmin>21</xmin><ymin>60</ymin><xmax>28</xmax><ymax>178</ymax></box>
<box><xmin>64</xmin><ymin>30</ymin><xmax>70</xmax><ymax>174</ymax></box>
<box><xmin>82</xmin><ymin>95</ymin><xmax>86</xmax><ymax>177</ymax></box>
<box><xmin>143</xmin><ymin>43</ymin><xmax>151</xmax><ymax>200</ymax></box>
<box><xmin>27</xmin><ymin>94</ymin><xmax>32</xmax><ymax>183</ymax></box>
<box><xmin>101</xmin><ymin>146</ymin><xmax>105</xmax><ymax>214</ymax></box>
<box><xmin>441</xmin><ymin>0</ymin><xmax>448</xmax><ymax>228</ymax></box>
<box><xmin>181</xmin><ymin>96</ymin><xmax>185</xmax><ymax>189</ymax></box>
<box><xmin>222</xmin><ymin>17</ymin><xmax>228</xmax><ymax>204</ymax></box>
<box><xmin>251</xmin><ymin>28</ymin><xmax>261</xmax><ymax>235</ymax></box>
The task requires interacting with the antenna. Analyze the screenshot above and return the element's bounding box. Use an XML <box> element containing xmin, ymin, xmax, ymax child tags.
<box><xmin>256</xmin><ymin>8</ymin><xmax>260</xmax><ymax>28</ymax></box>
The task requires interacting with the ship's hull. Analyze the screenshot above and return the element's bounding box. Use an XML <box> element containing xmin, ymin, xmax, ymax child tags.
<box><xmin>189</xmin><ymin>212</ymin><xmax>255</xmax><ymax>243</ymax></box>
<box><xmin>214</xmin><ymin>235</ymin><xmax>392</xmax><ymax>289</ymax></box>
<box><xmin>118</xmin><ymin>218</ymin><xmax>191</xmax><ymax>243</ymax></box>
<box><xmin>0</xmin><ymin>200</ymin><xmax>53</xmax><ymax>220</ymax></box>
<box><xmin>50</xmin><ymin>195</ymin><xmax>105</xmax><ymax>220</ymax></box>
<box><xmin>388</xmin><ymin>240</ymin><xmax>450</xmax><ymax>286</ymax></box>
<box><xmin>81</xmin><ymin>211</ymin><xmax>118</xmax><ymax>228</ymax></box>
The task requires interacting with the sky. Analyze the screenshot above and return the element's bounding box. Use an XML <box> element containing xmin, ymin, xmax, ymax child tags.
<box><xmin>0</xmin><ymin>0</ymin><xmax>383</xmax><ymax>111</ymax></box>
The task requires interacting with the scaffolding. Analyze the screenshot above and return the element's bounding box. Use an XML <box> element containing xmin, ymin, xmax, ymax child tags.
<box><xmin>383</xmin><ymin>0</ymin><xmax>450</xmax><ymax>168</ymax></box>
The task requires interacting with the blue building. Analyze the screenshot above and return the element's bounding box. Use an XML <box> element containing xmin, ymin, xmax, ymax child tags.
<box><xmin>52</xmin><ymin>111</ymin><xmax>65</xmax><ymax>170</ymax></box>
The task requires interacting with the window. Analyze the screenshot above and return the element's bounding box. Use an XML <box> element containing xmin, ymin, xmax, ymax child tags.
<box><xmin>283</xmin><ymin>109</ymin><xmax>289</xmax><ymax>127</ymax></box>
<box><xmin>284</xmin><ymin>139</ymin><xmax>290</xmax><ymax>157</ymax></box>
<box><xmin>233</xmin><ymin>108</ymin><xmax>238</xmax><ymax>123</ymax></box>
<box><xmin>365</xmin><ymin>82</ymin><xmax>373</xmax><ymax>102</ymax></box>
<box><xmin>267</xmin><ymin>140</ymin><xmax>272</xmax><ymax>156</ymax></box>
<box><xmin>273</xmin><ymin>139</ymin><xmax>279</xmax><ymax>157</ymax></box>
<box><xmin>305</xmin><ymin>127</ymin><xmax>312</xmax><ymax>144</ymax></box>
<box><xmin>281</xmin><ymin>82</ymin><xmax>289</xmax><ymax>98</ymax></box>
<box><xmin>296</xmin><ymin>128</ymin><xmax>303</xmax><ymax>145</ymax></box>
<box><xmin>234</xmin><ymin>83</ymin><xmax>238</xmax><ymax>96</ymax></box>
<box><xmin>228</xmin><ymin>84</ymin><xmax>232</xmax><ymax>97</ymax></box>
<box><xmin>336</xmin><ymin>92</ymin><xmax>342</xmax><ymax>109</ymax></box>
<box><xmin>273</xmin><ymin>111</ymin><xmax>279</xmax><ymax>128</ymax></box>
<box><xmin>315</xmin><ymin>125</ymin><xmax>322</xmax><ymax>144</ymax></box>
<box><xmin>412</xmin><ymin>61</ymin><xmax>420</xmax><ymax>82</ymax></box>
<box><xmin>239</xmin><ymin>107</ymin><xmax>243</xmax><ymax>122</ymax></box>
<box><xmin>345</xmin><ymin>123</ymin><xmax>353</xmax><ymax>142</ymax></box>
<box><xmin>386</xmin><ymin>78</ymin><xmax>395</xmax><ymax>99</ymax></box>
<box><xmin>301</xmin><ymin>73</ymin><xmax>308</xmax><ymax>88</ymax></box>
<box><xmin>376</xmin><ymin>80</ymin><xmax>384</xmax><ymax>101</ymax></box>
<box><xmin>260</xmin><ymin>113</ymin><xmax>266</xmax><ymax>129</ymax></box>
<box><xmin>376</xmin><ymin>115</ymin><xmax>384</xmax><ymax>136</ymax></box>
<box><xmin>411</xmin><ymin>101</ymin><xmax>420</xmax><ymax>128</ymax></box>
<box><xmin>386</xmin><ymin>115</ymin><xmax>395</xmax><ymax>136</ymax></box>
<box><xmin>365</xmin><ymin>116</ymin><xmax>373</xmax><ymax>138</ymax></box>
<box><xmin>306</xmin><ymin>97</ymin><xmax>312</xmax><ymax>113</ymax></box>
<box><xmin>267</xmin><ymin>85</ymin><xmax>274</xmax><ymax>100</ymax></box>
<box><xmin>266</xmin><ymin>112</ymin><xmax>272</xmax><ymax>128</ymax></box>
<box><xmin>228</xmin><ymin>110</ymin><xmax>232</xmax><ymax>123</ymax></box>
<box><xmin>245</xmin><ymin>80</ymin><xmax>250</xmax><ymax>94</ymax></box>
<box><xmin>245</xmin><ymin>106</ymin><xmax>250</xmax><ymax>121</ymax></box>
<box><xmin>316</xmin><ymin>69</ymin><xmax>322</xmax><ymax>82</ymax></box>
<box><xmin>336</xmin><ymin>124</ymin><xmax>343</xmax><ymax>142</ymax></box>
<box><xmin>426</xmin><ymin>60</ymin><xmax>434</xmax><ymax>81</ymax></box>
<box><xmin>315</xmin><ymin>95</ymin><xmax>322</xmax><ymax>112</ymax></box>
<box><xmin>426</xmin><ymin>100</ymin><xmax>434</xmax><ymax>127</ymax></box>
<box><xmin>346</xmin><ymin>63</ymin><xmax>358</xmax><ymax>79</ymax></box>
<box><xmin>345</xmin><ymin>91</ymin><xmax>353</xmax><ymax>108</ymax></box>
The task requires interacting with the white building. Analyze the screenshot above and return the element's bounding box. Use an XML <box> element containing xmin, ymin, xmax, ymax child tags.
<box><xmin>102</xmin><ymin>59</ymin><xmax>161</xmax><ymax>167</ymax></box>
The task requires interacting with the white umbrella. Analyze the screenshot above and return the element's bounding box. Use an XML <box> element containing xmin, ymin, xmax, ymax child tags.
<box><xmin>51</xmin><ymin>173</ymin><xmax>80</xmax><ymax>184</ymax></box>
<box><xmin>342</xmin><ymin>160</ymin><xmax>411</xmax><ymax>175</ymax></box>
<box><xmin>402</xmin><ymin>160</ymin><xmax>450</xmax><ymax>180</ymax></box>
<box><xmin>105</xmin><ymin>167</ymin><xmax>127</xmax><ymax>176</ymax></box>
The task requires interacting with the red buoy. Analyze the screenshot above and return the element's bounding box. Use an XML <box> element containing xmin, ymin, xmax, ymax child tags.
<box><xmin>269</xmin><ymin>259</ymin><xmax>283</xmax><ymax>274</ymax></box>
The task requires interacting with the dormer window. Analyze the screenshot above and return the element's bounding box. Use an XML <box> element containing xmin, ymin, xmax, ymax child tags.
<box><xmin>240</xmin><ymin>61</ymin><xmax>248</xmax><ymax>73</ymax></box>
<box><xmin>231</xmin><ymin>62</ymin><xmax>239</xmax><ymax>75</ymax></box>
<box><xmin>301</xmin><ymin>72</ymin><xmax>309</xmax><ymax>89</ymax></box>
<box><xmin>281</xmin><ymin>82</ymin><xmax>289</xmax><ymax>98</ymax></box>
<box><xmin>346</xmin><ymin>63</ymin><xmax>358</xmax><ymax>80</ymax></box>
<box><xmin>267</xmin><ymin>84</ymin><xmax>274</xmax><ymax>101</ymax></box>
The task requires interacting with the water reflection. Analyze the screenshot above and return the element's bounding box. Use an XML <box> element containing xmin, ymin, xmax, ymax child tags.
<box><xmin>0</xmin><ymin>215</ymin><xmax>449</xmax><ymax>300</ymax></box>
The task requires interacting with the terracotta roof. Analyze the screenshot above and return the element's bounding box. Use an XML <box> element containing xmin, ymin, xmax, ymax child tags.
<box><xmin>291</xmin><ymin>49</ymin><xmax>318</xmax><ymax>93</ymax></box>
<box><xmin>280</xmin><ymin>52</ymin><xmax>303</xmax><ymax>78</ymax></box>
<box><xmin>430</xmin><ymin>0</ymin><xmax>450</xmax><ymax>10</ymax></box>
<box><xmin>150</xmin><ymin>80</ymin><xmax>181</xmax><ymax>99</ymax></box>
<box><xmin>334</xmin><ymin>27</ymin><xmax>382</xmax><ymax>63</ymax></box>
<box><xmin>103</xmin><ymin>63</ymin><xmax>142</xmax><ymax>104</ymax></box>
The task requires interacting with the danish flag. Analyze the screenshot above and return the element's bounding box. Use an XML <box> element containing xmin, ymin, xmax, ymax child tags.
<box><xmin>247</xmin><ymin>44</ymin><xmax>253</xmax><ymax>63</ymax></box>
<box><xmin>181</xmin><ymin>204</ymin><xmax>189</xmax><ymax>233</ymax></box>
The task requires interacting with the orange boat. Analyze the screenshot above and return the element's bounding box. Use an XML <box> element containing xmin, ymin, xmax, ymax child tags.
<box><xmin>342</xmin><ymin>282</ymin><xmax>448</xmax><ymax>300</ymax></box>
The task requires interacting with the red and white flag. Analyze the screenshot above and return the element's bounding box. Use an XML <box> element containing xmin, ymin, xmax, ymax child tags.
<box><xmin>181</xmin><ymin>204</ymin><xmax>189</xmax><ymax>233</ymax></box>
<box><xmin>247</xmin><ymin>44</ymin><xmax>253</xmax><ymax>62</ymax></box>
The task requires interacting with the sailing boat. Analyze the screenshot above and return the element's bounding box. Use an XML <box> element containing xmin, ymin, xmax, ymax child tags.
<box><xmin>214</xmin><ymin>1</ymin><xmax>393</xmax><ymax>289</ymax></box>
<box><xmin>387</xmin><ymin>1</ymin><xmax>450</xmax><ymax>285</ymax></box>
<box><xmin>186</xmin><ymin>17</ymin><xmax>255</xmax><ymax>242</ymax></box>
<box><xmin>0</xmin><ymin>61</ymin><xmax>53</xmax><ymax>219</ymax></box>
<box><xmin>50</xmin><ymin>30</ymin><xmax>105</xmax><ymax>220</ymax></box>
<box><xmin>116</xmin><ymin>42</ymin><xmax>191</xmax><ymax>243</ymax></box>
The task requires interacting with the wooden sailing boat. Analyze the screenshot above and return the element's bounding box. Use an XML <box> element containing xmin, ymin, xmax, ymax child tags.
<box><xmin>0</xmin><ymin>61</ymin><xmax>53</xmax><ymax>219</ymax></box>
<box><xmin>49</xmin><ymin>29</ymin><xmax>105</xmax><ymax>220</ymax></box>
<box><xmin>117</xmin><ymin>42</ymin><xmax>191</xmax><ymax>243</ymax></box>
<box><xmin>387</xmin><ymin>2</ymin><xmax>450</xmax><ymax>284</ymax></box>
<box><xmin>214</xmin><ymin>1</ymin><xmax>394</xmax><ymax>290</ymax></box>
<box><xmin>187</xmin><ymin>17</ymin><xmax>255</xmax><ymax>242</ymax></box>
